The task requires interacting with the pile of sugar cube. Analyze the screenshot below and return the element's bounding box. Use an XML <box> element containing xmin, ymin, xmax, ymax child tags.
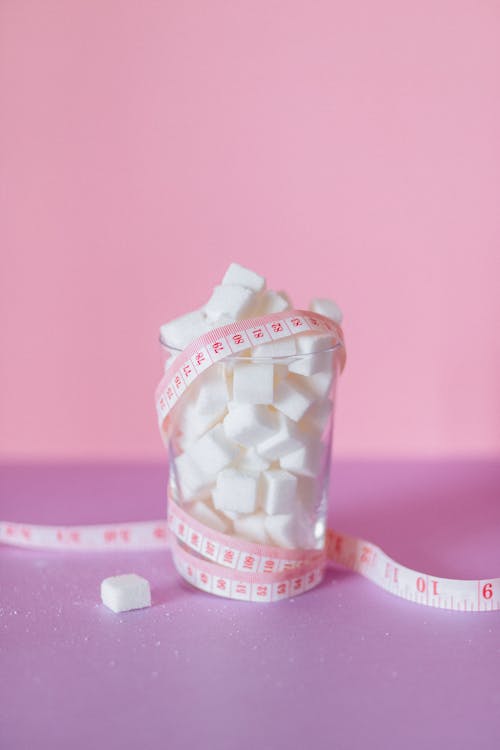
<box><xmin>160</xmin><ymin>263</ymin><xmax>343</xmax><ymax>550</ymax></box>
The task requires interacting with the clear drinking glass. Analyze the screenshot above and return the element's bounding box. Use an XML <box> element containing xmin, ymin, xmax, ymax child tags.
<box><xmin>159</xmin><ymin>336</ymin><xmax>343</xmax><ymax>553</ymax></box>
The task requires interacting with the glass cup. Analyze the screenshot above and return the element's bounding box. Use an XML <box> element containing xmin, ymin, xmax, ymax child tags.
<box><xmin>159</xmin><ymin>333</ymin><xmax>343</xmax><ymax>555</ymax></box>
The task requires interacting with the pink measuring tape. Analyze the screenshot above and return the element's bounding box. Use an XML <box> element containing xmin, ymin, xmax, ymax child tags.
<box><xmin>1</xmin><ymin>311</ymin><xmax>498</xmax><ymax>612</ymax></box>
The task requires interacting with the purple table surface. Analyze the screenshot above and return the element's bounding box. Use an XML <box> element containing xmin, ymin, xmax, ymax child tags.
<box><xmin>1</xmin><ymin>460</ymin><xmax>499</xmax><ymax>750</ymax></box>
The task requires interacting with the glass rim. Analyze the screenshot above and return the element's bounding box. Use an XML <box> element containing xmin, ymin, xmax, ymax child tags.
<box><xmin>159</xmin><ymin>336</ymin><xmax>344</xmax><ymax>363</ymax></box>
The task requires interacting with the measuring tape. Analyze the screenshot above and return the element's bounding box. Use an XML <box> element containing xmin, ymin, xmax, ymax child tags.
<box><xmin>1</xmin><ymin>310</ymin><xmax>498</xmax><ymax>611</ymax></box>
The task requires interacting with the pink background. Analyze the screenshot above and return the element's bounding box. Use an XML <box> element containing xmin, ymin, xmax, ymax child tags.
<box><xmin>1</xmin><ymin>0</ymin><xmax>499</xmax><ymax>461</ymax></box>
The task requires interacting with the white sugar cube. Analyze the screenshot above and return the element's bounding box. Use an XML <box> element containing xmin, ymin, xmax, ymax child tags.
<box><xmin>288</xmin><ymin>333</ymin><xmax>335</xmax><ymax>376</ymax></box>
<box><xmin>309</xmin><ymin>297</ymin><xmax>343</xmax><ymax>324</ymax></box>
<box><xmin>273</xmin><ymin>378</ymin><xmax>315</xmax><ymax>422</ymax></box>
<box><xmin>301</xmin><ymin>398</ymin><xmax>333</xmax><ymax>434</ymax></box>
<box><xmin>254</xmin><ymin>290</ymin><xmax>290</xmax><ymax>315</ymax></box>
<box><xmin>299</xmin><ymin>371</ymin><xmax>334</xmax><ymax>399</ymax></box>
<box><xmin>205</xmin><ymin>284</ymin><xmax>256</xmax><ymax>322</ymax></box>
<box><xmin>272</xmin><ymin>365</ymin><xmax>290</xmax><ymax>385</ymax></box>
<box><xmin>288</xmin><ymin>354</ymin><xmax>332</xmax><ymax>377</ymax></box>
<box><xmin>278</xmin><ymin>290</ymin><xmax>293</xmax><ymax>306</ymax></box>
<box><xmin>220</xmin><ymin>509</ymin><xmax>242</xmax><ymax>521</ymax></box>
<box><xmin>280</xmin><ymin>439</ymin><xmax>322</xmax><ymax>477</ymax></box>
<box><xmin>213</xmin><ymin>468</ymin><xmax>260</xmax><ymax>514</ymax></box>
<box><xmin>297</xmin><ymin>333</ymin><xmax>336</xmax><ymax>355</ymax></box>
<box><xmin>232</xmin><ymin>362</ymin><xmax>274</xmax><ymax>404</ymax></box>
<box><xmin>236</xmin><ymin>447</ymin><xmax>271</xmax><ymax>473</ymax></box>
<box><xmin>196</xmin><ymin>367</ymin><xmax>229</xmax><ymax>417</ymax></box>
<box><xmin>174</xmin><ymin>450</ymin><xmax>211</xmax><ymax>501</ymax></box>
<box><xmin>222</xmin><ymin>263</ymin><xmax>266</xmax><ymax>293</ymax></box>
<box><xmin>262</xmin><ymin>469</ymin><xmax>297</xmax><ymax>515</ymax></box>
<box><xmin>264</xmin><ymin>512</ymin><xmax>304</xmax><ymax>549</ymax></box>
<box><xmin>189</xmin><ymin>423</ymin><xmax>240</xmax><ymax>477</ymax></box>
<box><xmin>101</xmin><ymin>574</ymin><xmax>151</xmax><ymax>613</ymax></box>
<box><xmin>176</xmin><ymin>401</ymin><xmax>225</xmax><ymax>451</ymax></box>
<box><xmin>233</xmin><ymin>512</ymin><xmax>270</xmax><ymax>544</ymax></box>
<box><xmin>252</xmin><ymin>338</ymin><xmax>297</xmax><ymax>358</ymax></box>
<box><xmin>256</xmin><ymin>413</ymin><xmax>302</xmax><ymax>460</ymax></box>
<box><xmin>189</xmin><ymin>500</ymin><xmax>229</xmax><ymax>534</ymax></box>
<box><xmin>223</xmin><ymin>404</ymin><xmax>278</xmax><ymax>446</ymax></box>
<box><xmin>222</xmin><ymin>364</ymin><xmax>235</xmax><ymax>398</ymax></box>
<box><xmin>160</xmin><ymin>309</ymin><xmax>209</xmax><ymax>350</ymax></box>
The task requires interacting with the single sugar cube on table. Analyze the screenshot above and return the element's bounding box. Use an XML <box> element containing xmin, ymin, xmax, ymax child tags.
<box><xmin>222</xmin><ymin>262</ymin><xmax>266</xmax><ymax>293</ymax></box>
<box><xmin>223</xmin><ymin>404</ymin><xmax>278</xmax><ymax>446</ymax></box>
<box><xmin>213</xmin><ymin>468</ymin><xmax>260</xmax><ymax>514</ymax></box>
<box><xmin>205</xmin><ymin>284</ymin><xmax>256</xmax><ymax>322</ymax></box>
<box><xmin>101</xmin><ymin>574</ymin><xmax>151</xmax><ymax>613</ymax></box>
<box><xmin>262</xmin><ymin>469</ymin><xmax>297</xmax><ymax>515</ymax></box>
<box><xmin>232</xmin><ymin>362</ymin><xmax>274</xmax><ymax>404</ymax></box>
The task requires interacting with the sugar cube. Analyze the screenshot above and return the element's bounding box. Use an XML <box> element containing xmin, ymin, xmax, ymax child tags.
<box><xmin>160</xmin><ymin>309</ymin><xmax>209</xmax><ymax>350</ymax></box>
<box><xmin>254</xmin><ymin>290</ymin><xmax>290</xmax><ymax>315</ymax></box>
<box><xmin>252</xmin><ymin>338</ymin><xmax>297</xmax><ymax>358</ymax></box>
<box><xmin>223</xmin><ymin>404</ymin><xmax>278</xmax><ymax>446</ymax></box>
<box><xmin>309</xmin><ymin>297</ymin><xmax>343</xmax><ymax>324</ymax></box>
<box><xmin>101</xmin><ymin>574</ymin><xmax>151</xmax><ymax>613</ymax></box>
<box><xmin>232</xmin><ymin>362</ymin><xmax>274</xmax><ymax>404</ymax></box>
<box><xmin>233</xmin><ymin>513</ymin><xmax>270</xmax><ymax>544</ymax></box>
<box><xmin>174</xmin><ymin>450</ymin><xmax>211</xmax><ymax>501</ymax></box>
<box><xmin>236</xmin><ymin>447</ymin><xmax>271</xmax><ymax>473</ymax></box>
<box><xmin>220</xmin><ymin>509</ymin><xmax>242</xmax><ymax>521</ymax></box>
<box><xmin>189</xmin><ymin>500</ymin><xmax>229</xmax><ymax>534</ymax></box>
<box><xmin>301</xmin><ymin>398</ymin><xmax>333</xmax><ymax>434</ymax></box>
<box><xmin>264</xmin><ymin>512</ymin><xmax>304</xmax><ymax>549</ymax></box>
<box><xmin>188</xmin><ymin>423</ymin><xmax>240</xmax><ymax>477</ymax></box>
<box><xmin>222</xmin><ymin>262</ymin><xmax>266</xmax><ymax>293</ymax></box>
<box><xmin>213</xmin><ymin>468</ymin><xmax>260</xmax><ymax>514</ymax></box>
<box><xmin>196</xmin><ymin>367</ymin><xmax>229</xmax><ymax>417</ymax></box>
<box><xmin>205</xmin><ymin>284</ymin><xmax>256</xmax><ymax>322</ymax></box>
<box><xmin>298</xmin><ymin>371</ymin><xmax>334</xmax><ymax>399</ymax></box>
<box><xmin>280</xmin><ymin>439</ymin><xmax>323</xmax><ymax>477</ymax></box>
<box><xmin>176</xmin><ymin>400</ymin><xmax>225</xmax><ymax>451</ymax></box>
<box><xmin>288</xmin><ymin>333</ymin><xmax>335</xmax><ymax>376</ymax></box>
<box><xmin>273</xmin><ymin>378</ymin><xmax>315</xmax><ymax>422</ymax></box>
<box><xmin>256</xmin><ymin>413</ymin><xmax>302</xmax><ymax>460</ymax></box>
<box><xmin>262</xmin><ymin>469</ymin><xmax>297</xmax><ymax>515</ymax></box>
